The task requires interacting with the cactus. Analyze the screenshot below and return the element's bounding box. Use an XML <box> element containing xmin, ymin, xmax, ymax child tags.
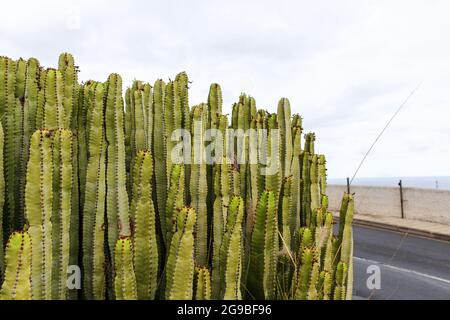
<box><xmin>114</xmin><ymin>237</ymin><xmax>137</xmax><ymax>300</ymax></box>
<box><xmin>25</xmin><ymin>129</ymin><xmax>53</xmax><ymax>300</ymax></box>
<box><xmin>0</xmin><ymin>231</ymin><xmax>32</xmax><ymax>300</ymax></box>
<box><xmin>0</xmin><ymin>52</ymin><xmax>354</xmax><ymax>301</ymax></box>
<box><xmin>131</xmin><ymin>151</ymin><xmax>159</xmax><ymax>300</ymax></box>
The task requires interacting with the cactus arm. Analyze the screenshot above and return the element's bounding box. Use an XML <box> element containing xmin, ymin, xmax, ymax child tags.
<box><xmin>4</xmin><ymin>58</ymin><xmax>16</xmax><ymax>235</ymax></box>
<box><xmin>164</xmin><ymin>81</ymin><xmax>175</xmax><ymax>182</ymax></box>
<box><xmin>263</xmin><ymin>190</ymin><xmax>278</xmax><ymax>299</ymax></box>
<box><xmin>307</xmin><ymin>262</ymin><xmax>320</xmax><ymax>300</ymax></box>
<box><xmin>345</xmin><ymin>232</ymin><xmax>354</xmax><ymax>300</ymax></box>
<box><xmin>80</xmin><ymin>82</ymin><xmax>105</xmax><ymax>299</ymax></box>
<box><xmin>105</xmin><ymin>74</ymin><xmax>130</xmax><ymax>256</ymax></box>
<box><xmin>51</xmin><ymin>129</ymin><xmax>73</xmax><ymax>299</ymax></box>
<box><xmin>277</xmin><ymin>98</ymin><xmax>292</xmax><ymax>178</ymax></box>
<box><xmin>333</xmin><ymin>261</ymin><xmax>345</xmax><ymax>300</ymax></box>
<box><xmin>167</xmin><ymin>207</ymin><xmax>196</xmax><ymax>300</ymax></box>
<box><xmin>247</xmin><ymin>191</ymin><xmax>278</xmax><ymax>299</ymax></box>
<box><xmin>223</xmin><ymin>197</ymin><xmax>244</xmax><ymax>300</ymax></box>
<box><xmin>247</xmin><ymin>191</ymin><xmax>268</xmax><ymax>299</ymax></box>
<box><xmin>294</xmin><ymin>247</ymin><xmax>313</xmax><ymax>300</ymax></box>
<box><xmin>174</xmin><ymin>72</ymin><xmax>190</xmax><ymax>202</ymax></box>
<box><xmin>133</xmin><ymin>88</ymin><xmax>146</xmax><ymax>152</ymax></box>
<box><xmin>310</xmin><ymin>154</ymin><xmax>320</xmax><ymax>212</ymax></box>
<box><xmin>114</xmin><ymin>237</ymin><xmax>138</xmax><ymax>300</ymax></box>
<box><xmin>195</xmin><ymin>267</ymin><xmax>211</xmax><ymax>300</ymax></box>
<box><xmin>301</xmin><ymin>151</ymin><xmax>311</xmax><ymax>226</ymax></box>
<box><xmin>165</xmin><ymin>164</ymin><xmax>184</xmax><ymax>245</ymax></box>
<box><xmin>0</xmin><ymin>122</ymin><xmax>4</xmax><ymax>275</ymax></box>
<box><xmin>281</xmin><ymin>177</ymin><xmax>292</xmax><ymax>250</ymax></box>
<box><xmin>58</xmin><ymin>53</ymin><xmax>77</xmax><ymax>129</ymax></box>
<box><xmin>42</xmin><ymin>69</ymin><xmax>64</xmax><ymax>129</ymax></box>
<box><xmin>0</xmin><ymin>231</ymin><xmax>32</xmax><ymax>300</ymax></box>
<box><xmin>132</xmin><ymin>151</ymin><xmax>159</xmax><ymax>300</ymax></box>
<box><xmin>152</xmin><ymin>79</ymin><xmax>167</xmax><ymax>242</ymax></box>
<box><xmin>143</xmin><ymin>83</ymin><xmax>153</xmax><ymax>149</ymax></box>
<box><xmin>211</xmin><ymin>196</ymin><xmax>224</xmax><ymax>299</ymax></box>
<box><xmin>190</xmin><ymin>105</ymin><xmax>208</xmax><ymax>266</ymax></box>
<box><xmin>264</xmin><ymin>114</ymin><xmax>281</xmax><ymax>201</ymax></box>
<box><xmin>340</xmin><ymin>195</ymin><xmax>353</xmax><ymax>264</ymax></box>
<box><xmin>25</xmin><ymin>130</ymin><xmax>53</xmax><ymax>300</ymax></box>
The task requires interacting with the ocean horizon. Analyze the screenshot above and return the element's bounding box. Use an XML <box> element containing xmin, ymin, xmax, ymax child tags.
<box><xmin>328</xmin><ymin>176</ymin><xmax>450</xmax><ymax>190</ymax></box>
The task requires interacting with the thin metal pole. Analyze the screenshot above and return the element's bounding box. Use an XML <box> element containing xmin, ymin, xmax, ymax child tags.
<box><xmin>399</xmin><ymin>179</ymin><xmax>404</xmax><ymax>219</ymax></box>
<box><xmin>346</xmin><ymin>177</ymin><xmax>350</xmax><ymax>194</ymax></box>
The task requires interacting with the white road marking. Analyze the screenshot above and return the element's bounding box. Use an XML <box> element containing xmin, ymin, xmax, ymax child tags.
<box><xmin>354</xmin><ymin>256</ymin><xmax>450</xmax><ymax>285</ymax></box>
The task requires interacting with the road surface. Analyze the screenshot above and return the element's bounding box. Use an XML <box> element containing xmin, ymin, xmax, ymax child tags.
<box><xmin>350</xmin><ymin>224</ymin><xmax>450</xmax><ymax>299</ymax></box>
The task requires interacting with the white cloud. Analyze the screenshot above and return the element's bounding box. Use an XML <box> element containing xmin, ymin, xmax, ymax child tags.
<box><xmin>2</xmin><ymin>0</ymin><xmax>450</xmax><ymax>178</ymax></box>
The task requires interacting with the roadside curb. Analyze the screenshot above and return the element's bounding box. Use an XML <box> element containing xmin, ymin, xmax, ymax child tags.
<box><xmin>351</xmin><ymin>218</ymin><xmax>450</xmax><ymax>242</ymax></box>
<box><xmin>332</xmin><ymin>213</ymin><xmax>450</xmax><ymax>242</ymax></box>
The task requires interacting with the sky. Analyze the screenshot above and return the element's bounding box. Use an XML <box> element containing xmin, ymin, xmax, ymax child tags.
<box><xmin>1</xmin><ymin>0</ymin><xmax>450</xmax><ymax>179</ymax></box>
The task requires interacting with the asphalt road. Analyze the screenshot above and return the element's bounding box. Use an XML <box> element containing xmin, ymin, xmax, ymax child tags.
<box><xmin>349</xmin><ymin>224</ymin><xmax>450</xmax><ymax>300</ymax></box>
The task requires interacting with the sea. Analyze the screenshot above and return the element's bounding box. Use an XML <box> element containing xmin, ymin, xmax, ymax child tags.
<box><xmin>328</xmin><ymin>176</ymin><xmax>450</xmax><ymax>190</ymax></box>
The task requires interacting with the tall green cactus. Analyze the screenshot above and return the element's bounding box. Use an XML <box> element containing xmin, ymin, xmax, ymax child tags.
<box><xmin>51</xmin><ymin>129</ymin><xmax>73</xmax><ymax>300</ymax></box>
<box><xmin>82</xmin><ymin>82</ymin><xmax>106</xmax><ymax>300</ymax></box>
<box><xmin>0</xmin><ymin>231</ymin><xmax>32</xmax><ymax>300</ymax></box>
<box><xmin>165</xmin><ymin>164</ymin><xmax>185</xmax><ymax>245</ymax></box>
<box><xmin>278</xmin><ymin>98</ymin><xmax>292</xmax><ymax>179</ymax></box>
<box><xmin>223</xmin><ymin>196</ymin><xmax>244</xmax><ymax>300</ymax></box>
<box><xmin>114</xmin><ymin>237</ymin><xmax>137</xmax><ymax>300</ymax></box>
<box><xmin>190</xmin><ymin>104</ymin><xmax>208</xmax><ymax>266</ymax></box>
<box><xmin>25</xmin><ymin>129</ymin><xmax>53</xmax><ymax>300</ymax></box>
<box><xmin>0</xmin><ymin>122</ymin><xmax>4</xmax><ymax>276</ymax></box>
<box><xmin>131</xmin><ymin>151</ymin><xmax>159</xmax><ymax>300</ymax></box>
<box><xmin>105</xmin><ymin>73</ymin><xmax>130</xmax><ymax>252</ymax></box>
<box><xmin>248</xmin><ymin>191</ymin><xmax>278</xmax><ymax>299</ymax></box>
<box><xmin>152</xmin><ymin>79</ymin><xmax>167</xmax><ymax>243</ymax></box>
<box><xmin>2</xmin><ymin>56</ymin><xmax>17</xmax><ymax>235</ymax></box>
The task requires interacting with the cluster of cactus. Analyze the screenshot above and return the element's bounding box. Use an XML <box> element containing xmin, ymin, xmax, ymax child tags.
<box><xmin>0</xmin><ymin>53</ymin><xmax>354</xmax><ymax>300</ymax></box>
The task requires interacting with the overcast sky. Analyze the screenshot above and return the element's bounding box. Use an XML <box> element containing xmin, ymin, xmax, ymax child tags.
<box><xmin>2</xmin><ymin>0</ymin><xmax>450</xmax><ymax>179</ymax></box>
